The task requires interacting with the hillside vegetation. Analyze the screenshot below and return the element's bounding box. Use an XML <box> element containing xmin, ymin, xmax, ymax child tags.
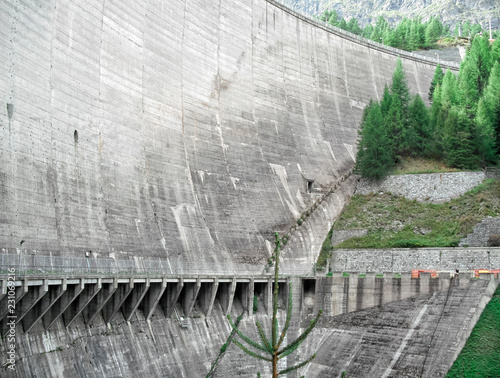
<box><xmin>355</xmin><ymin>35</ymin><xmax>500</xmax><ymax>180</ymax></box>
<box><xmin>325</xmin><ymin>179</ymin><xmax>500</xmax><ymax>250</ymax></box>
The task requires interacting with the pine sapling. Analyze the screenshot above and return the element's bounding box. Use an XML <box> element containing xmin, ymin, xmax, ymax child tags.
<box><xmin>227</xmin><ymin>233</ymin><xmax>322</xmax><ymax>377</ymax></box>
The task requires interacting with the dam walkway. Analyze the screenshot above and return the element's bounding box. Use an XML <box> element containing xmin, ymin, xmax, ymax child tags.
<box><xmin>0</xmin><ymin>253</ymin><xmax>498</xmax><ymax>337</ymax></box>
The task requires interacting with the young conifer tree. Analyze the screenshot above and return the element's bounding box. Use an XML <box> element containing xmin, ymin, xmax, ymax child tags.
<box><xmin>429</xmin><ymin>63</ymin><xmax>444</xmax><ymax>102</ymax></box>
<box><xmin>227</xmin><ymin>233</ymin><xmax>322</xmax><ymax>377</ymax></box>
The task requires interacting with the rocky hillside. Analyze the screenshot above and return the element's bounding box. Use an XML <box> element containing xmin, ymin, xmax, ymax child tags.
<box><xmin>284</xmin><ymin>0</ymin><xmax>499</xmax><ymax>30</ymax></box>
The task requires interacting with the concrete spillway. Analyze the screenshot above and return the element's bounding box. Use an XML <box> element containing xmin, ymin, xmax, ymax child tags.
<box><xmin>1</xmin><ymin>0</ymin><xmax>450</xmax><ymax>266</ymax></box>
<box><xmin>0</xmin><ymin>0</ymin><xmax>474</xmax><ymax>377</ymax></box>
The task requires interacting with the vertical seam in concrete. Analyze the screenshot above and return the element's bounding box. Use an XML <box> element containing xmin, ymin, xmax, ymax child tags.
<box><xmin>98</xmin><ymin>0</ymin><xmax>112</xmax><ymax>252</ymax></box>
<box><xmin>369</xmin><ymin>47</ymin><xmax>380</xmax><ymax>101</ymax></box>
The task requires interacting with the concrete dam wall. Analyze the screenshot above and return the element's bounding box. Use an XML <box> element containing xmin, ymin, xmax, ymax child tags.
<box><xmin>1</xmin><ymin>0</ymin><xmax>447</xmax><ymax>267</ymax></box>
<box><xmin>0</xmin><ymin>0</ymin><xmax>474</xmax><ymax>377</ymax></box>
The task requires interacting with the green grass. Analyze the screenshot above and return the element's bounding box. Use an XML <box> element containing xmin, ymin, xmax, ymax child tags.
<box><xmin>317</xmin><ymin>227</ymin><xmax>334</xmax><ymax>268</ymax></box>
<box><xmin>446</xmin><ymin>284</ymin><xmax>500</xmax><ymax>377</ymax></box>
<box><xmin>392</xmin><ymin>157</ymin><xmax>461</xmax><ymax>175</ymax></box>
<box><xmin>332</xmin><ymin>179</ymin><xmax>500</xmax><ymax>249</ymax></box>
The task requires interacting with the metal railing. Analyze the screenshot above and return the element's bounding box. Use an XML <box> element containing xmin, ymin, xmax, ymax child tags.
<box><xmin>0</xmin><ymin>254</ymin><xmax>314</xmax><ymax>278</ymax></box>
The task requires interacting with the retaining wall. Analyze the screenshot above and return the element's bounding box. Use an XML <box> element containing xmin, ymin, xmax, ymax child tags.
<box><xmin>332</xmin><ymin>247</ymin><xmax>500</xmax><ymax>272</ymax></box>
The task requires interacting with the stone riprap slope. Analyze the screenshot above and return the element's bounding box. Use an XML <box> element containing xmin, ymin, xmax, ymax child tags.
<box><xmin>460</xmin><ymin>217</ymin><xmax>500</xmax><ymax>247</ymax></box>
<box><xmin>355</xmin><ymin>171</ymin><xmax>486</xmax><ymax>203</ymax></box>
<box><xmin>1</xmin><ymin>0</ymin><xmax>442</xmax><ymax>267</ymax></box>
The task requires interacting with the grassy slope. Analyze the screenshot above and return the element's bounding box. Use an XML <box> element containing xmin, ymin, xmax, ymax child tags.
<box><xmin>446</xmin><ymin>284</ymin><xmax>500</xmax><ymax>378</ymax></box>
<box><xmin>332</xmin><ymin>179</ymin><xmax>500</xmax><ymax>249</ymax></box>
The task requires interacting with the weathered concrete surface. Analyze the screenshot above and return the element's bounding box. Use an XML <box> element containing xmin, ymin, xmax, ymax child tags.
<box><xmin>1</xmin><ymin>0</ymin><xmax>443</xmax><ymax>267</ymax></box>
<box><xmin>301</xmin><ymin>277</ymin><xmax>499</xmax><ymax>378</ymax></box>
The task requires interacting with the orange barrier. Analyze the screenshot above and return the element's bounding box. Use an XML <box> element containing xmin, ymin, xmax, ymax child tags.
<box><xmin>474</xmin><ymin>269</ymin><xmax>500</xmax><ymax>278</ymax></box>
<box><xmin>412</xmin><ymin>269</ymin><xmax>437</xmax><ymax>278</ymax></box>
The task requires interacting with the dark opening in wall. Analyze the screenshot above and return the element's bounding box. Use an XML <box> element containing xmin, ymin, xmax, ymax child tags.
<box><xmin>302</xmin><ymin>279</ymin><xmax>316</xmax><ymax>314</ymax></box>
<box><xmin>307</xmin><ymin>179</ymin><xmax>314</xmax><ymax>193</ymax></box>
<box><xmin>7</xmin><ymin>103</ymin><xmax>14</xmax><ymax>120</ymax></box>
<box><xmin>253</xmin><ymin>282</ymin><xmax>268</xmax><ymax>314</ymax></box>
<box><xmin>74</xmin><ymin>130</ymin><xmax>79</xmax><ymax>143</ymax></box>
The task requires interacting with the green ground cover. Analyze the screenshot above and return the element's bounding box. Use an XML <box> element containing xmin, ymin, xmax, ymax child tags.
<box><xmin>333</xmin><ymin>179</ymin><xmax>500</xmax><ymax>249</ymax></box>
<box><xmin>446</xmin><ymin>284</ymin><xmax>500</xmax><ymax>377</ymax></box>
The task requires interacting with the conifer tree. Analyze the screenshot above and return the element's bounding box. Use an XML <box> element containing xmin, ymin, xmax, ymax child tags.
<box><xmin>441</xmin><ymin>69</ymin><xmax>459</xmax><ymax>106</ymax></box>
<box><xmin>491</xmin><ymin>39</ymin><xmax>500</xmax><ymax>65</ymax></box>
<box><xmin>380</xmin><ymin>85</ymin><xmax>392</xmax><ymax>116</ymax></box>
<box><xmin>389</xmin><ymin>59</ymin><xmax>411</xmax><ymax>155</ymax></box>
<box><xmin>391</xmin><ymin>59</ymin><xmax>411</xmax><ymax>115</ymax></box>
<box><xmin>468</xmin><ymin>34</ymin><xmax>493</xmax><ymax>96</ymax></box>
<box><xmin>459</xmin><ymin>52</ymin><xmax>481</xmax><ymax>115</ymax></box>
<box><xmin>327</xmin><ymin>10</ymin><xmax>340</xmax><ymax>27</ymax></box>
<box><xmin>362</xmin><ymin>24</ymin><xmax>373</xmax><ymax>39</ymax></box>
<box><xmin>475</xmin><ymin>61</ymin><xmax>500</xmax><ymax>164</ymax></box>
<box><xmin>443</xmin><ymin>107</ymin><xmax>477</xmax><ymax>169</ymax></box>
<box><xmin>355</xmin><ymin>102</ymin><xmax>393</xmax><ymax>179</ymax></box>
<box><xmin>428</xmin><ymin>84</ymin><xmax>447</xmax><ymax>159</ymax></box>
<box><xmin>425</xmin><ymin>17</ymin><xmax>442</xmax><ymax>47</ymax></box>
<box><xmin>475</xmin><ymin>98</ymin><xmax>498</xmax><ymax>166</ymax></box>
<box><xmin>346</xmin><ymin>18</ymin><xmax>362</xmax><ymax>35</ymax></box>
<box><xmin>408</xmin><ymin>94</ymin><xmax>431</xmax><ymax>155</ymax></box>
<box><xmin>386</xmin><ymin>94</ymin><xmax>405</xmax><ymax>156</ymax></box>
<box><xmin>338</xmin><ymin>18</ymin><xmax>348</xmax><ymax>31</ymax></box>
<box><xmin>408</xmin><ymin>22</ymin><xmax>419</xmax><ymax>51</ymax></box>
<box><xmin>227</xmin><ymin>233</ymin><xmax>322</xmax><ymax>377</ymax></box>
<box><xmin>429</xmin><ymin>64</ymin><xmax>444</xmax><ymax>102</ymax></box>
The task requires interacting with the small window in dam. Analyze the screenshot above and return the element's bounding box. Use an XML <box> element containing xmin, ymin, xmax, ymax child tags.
<box><xmin>307</xmin><ymin>180</ymin><xmax>314</xmax><ymax>193</ymax></box>
<box><xmin>303</xmin><ymin>279</ymin><xmax>316</xmax><ymax>309</ymax></box>
<box><xmin>74</xmin><ymin>130</ymin><xmax>79</xmax><ymax>143</ymax></box>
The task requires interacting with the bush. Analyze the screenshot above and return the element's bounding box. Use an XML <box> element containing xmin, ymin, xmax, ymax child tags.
<box><xmin>389</xmin><ymin>239</ymin><xmax>425</xmax><ymax>248</ymax></box>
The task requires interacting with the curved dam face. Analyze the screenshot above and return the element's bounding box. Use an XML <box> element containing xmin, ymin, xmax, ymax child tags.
<box><xmin>1</xmin><ymin>0</ymin><xmax>439</xmax><ymax>264</ymax></box>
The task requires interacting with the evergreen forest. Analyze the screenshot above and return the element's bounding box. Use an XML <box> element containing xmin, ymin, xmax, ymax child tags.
<box><xmin>354</xmin><ymin>34</ymin><xmax>500</xmax><ymax>179</ymax></box>
<box><xmin>319</xmin><ymin>11</ymin><xmax>499</xmax><ymax>51</ymax></box>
